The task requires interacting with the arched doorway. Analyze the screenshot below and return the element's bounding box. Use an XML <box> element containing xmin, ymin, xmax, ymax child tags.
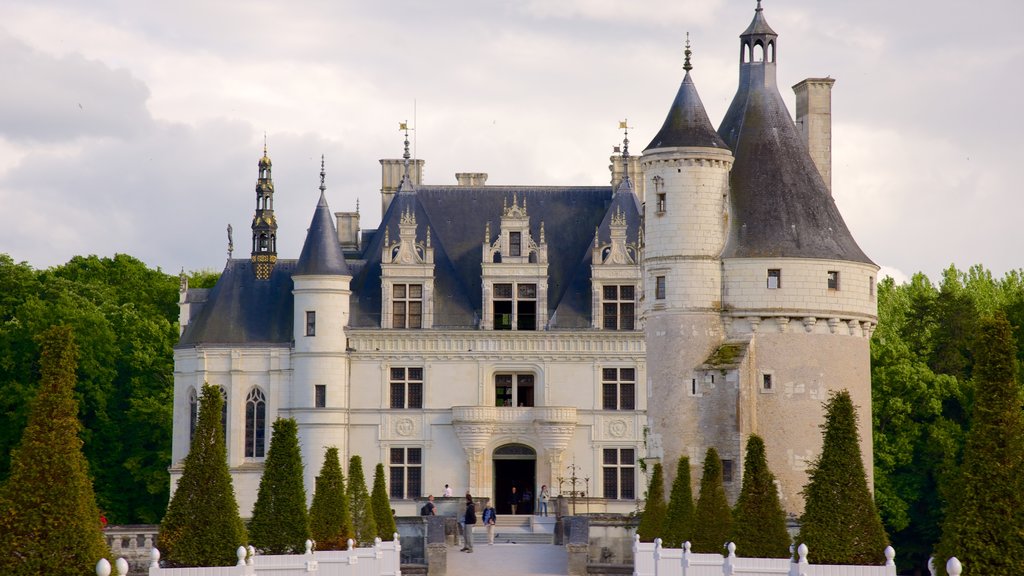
<box><xmin>493</xmin><ymin>443</ymin><xmax>536</xmax><ymax>515</ymax></box>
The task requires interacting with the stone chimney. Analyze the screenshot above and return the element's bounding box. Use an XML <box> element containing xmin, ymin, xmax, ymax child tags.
<box><xmin>455</xmin><ymin>172</ymin><xmax>488</xmax><ymax>186</ymax></box>
<box><xmin>793</xmin><ymin>77</ymin><xmax>835</xmax><ymax>193</ymax></box>
<box><xmin>379</xmin><ymin>158</ymin><xmax>425</xmax><ymax>215</ymax></box>
<box><xmin>335</xmin><ymin>211</ymin><xmax>360</xmax><ymax>253</ymax></box>
<box><xmin>609</xmin><ymin>154</ymin><xmax>645</xmax><ymax>203</ymax></box>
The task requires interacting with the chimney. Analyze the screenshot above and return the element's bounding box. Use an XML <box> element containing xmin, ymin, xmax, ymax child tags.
<box><xmin>609</xmin><ymin>154</ymin><xmax>645</xmax><ymax>203</ymax></box>
<box><xmin>379</xmin><ymin>158</ymin><xmax>425</xmax><ymax>215</ymax></box>
<box><xmin>793</xmin><ymin>77</ymin><xmax>835</xmax><ymax>194</ymax></box>
<box><xmin>335</xmin><ymin>211</ymin><xmax>360</xmax><ymax>253</ymax></box>
<box><xmin>455</xmin><ymin>172</ymin><xmax>488</xmax><ymax>186</ymax></box>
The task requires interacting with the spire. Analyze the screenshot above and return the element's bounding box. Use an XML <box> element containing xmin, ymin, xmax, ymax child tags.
<box><xmin>615</xmin><ymin>120</ymin><xmax>636</xmax><ymax>196</ymax></box>
<box><xmin>397</xmin><ymin>122</ymin><xmax>416</xmax><ymax>194</ymax></box>
<box><xmin>644</xmin><ymin>33</ymin><xmax>726</xmax><ymax>151</ymax></box>
<box><xmin>296</xmin><ymin>156</ymin><xmax>350</xmax><ymax>276</ymax></box>
<box><xmin>251</xmin><ymin>143</ymin><xmax>278</xmax><ymax>280</ymax></box>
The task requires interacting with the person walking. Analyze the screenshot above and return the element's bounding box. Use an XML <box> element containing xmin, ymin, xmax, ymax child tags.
<box><xmin>538</xmin><ymin>485</ymin><xmax>549</xmax><ymax>516</ymax></box>
<box><xmin>508</xmin><ymin>486</ymin><xmax>520</xmax><ymax>515</ymax></box>
<box><xmin>482</xmin><ymin>503</ymin><xmax>497</xmax><ymax>545</ymax></box>
<box><xmin>421</xmin><ymin>494</ymin><xmax>436</xmax><ymax>516</ymax></box>
<box><xmin>461</xmin><ymin>493</ymin><xmax>477</xmax><ymax>552</ymax></box>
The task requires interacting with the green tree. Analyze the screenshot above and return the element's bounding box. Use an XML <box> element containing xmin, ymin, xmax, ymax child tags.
<box><xmin>731</xmin><ymin>435</ymin><xmax>789</xmax><ymax>558</ymax></box>
<box><xmin>371</xmin><ymin>463</ymin><xmax>397</xmax><ymax>540</ymax></box>
<box><xmin>159</xmin><ymin>384</ymin><xmax>247</xmax><ymax>566</ymax></box>
<box><xmin>637</xmin><ymin>462</ymin><xmax>668</xmax><ymax>542</ymax></box>
<box><xmin>249</xmin><ymin>418</ymin><xmax>310</xmax><ymax>554</ymax></box>
<box><xmin>347</xmin><ymin>455</ymin><xmax>376</xmax><ymax>545</ymax></box>
<box><xmin>309</xmin><ymin>447</ymin><xmax>353</xmax><ymax>550</ymax></box>
<box><xmin>662</xmin><ymin>456</ymin><xmax>695</xmax><ymax>548</ymax></box>
<box><xmin>691</xmin><ymin>448</ymin><xmax>731</xmax><ymax>553</ymax></box>
<box><xmin>0</xmin><ymin>325</ymin><xmax>110</xmax><ymax>575</ymax></box>
<box><xmin>798</xmin><ymin>390</ymin><xmax>888</xmax><ymax>565</ymax></box>
<box><xmin>933</xmin><ymin>315</ymin><xmax>1024</xmax><ymax>576</ymax></box>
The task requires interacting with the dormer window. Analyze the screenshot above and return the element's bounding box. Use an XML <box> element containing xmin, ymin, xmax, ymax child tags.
<box><xmin>509</xmin><ymin>232</ymin><xmax>522</xmax><ymax>257</ymax></box>
<box><xmin>602</xmin><ymin>285</ymin><xmax>636</xmax><ymax>330</ymax></box>
<box><xmin>493</xmin><ymin>282</ymin><xmax>537</xmax><ymax>331</ymax></box>
<box><xmin>392</xmin><ymin>283</ymin><xmax>423</xmax><ymax>328</ymax></box>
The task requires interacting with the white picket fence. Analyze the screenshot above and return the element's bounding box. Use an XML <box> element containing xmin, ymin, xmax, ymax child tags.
<box><xmin>631</xmin><ymin>535</ymin><xmax>966</xmax><ymax>576</ymax></box>
<box><xmin>96</xmin><ymin>535</ymin><xmax>401</xmax><ymax>576</ymax></box>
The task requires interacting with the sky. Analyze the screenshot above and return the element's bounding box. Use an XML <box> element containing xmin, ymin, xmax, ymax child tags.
<box><xmin>1</xmin><ymin>0</ymin><xmax>1021</xmax><ymax>285</ymax></box>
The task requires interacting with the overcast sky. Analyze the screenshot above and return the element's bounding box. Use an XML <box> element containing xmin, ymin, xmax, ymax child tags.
<box><xmin>1</xmin><ymin>0</ymin><xmax>1021</xmax><ymax>284</ymax></box>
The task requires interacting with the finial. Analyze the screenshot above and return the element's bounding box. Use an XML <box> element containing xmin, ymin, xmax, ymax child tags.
<box><xmin>263</xmin><ymin>132</ymin><xmax>267</xmax><ymax>156</ymax></box>
<box><xmin>426</xmin><ymin>226</ymin><xmax>432</xmax><ymax>247</ymax></box>
<box><xmin>227</xmin><ymin>223</ymin><xmax>234</xmax><ymax>258</ymax></box>
<box><xmin>485</xmin><ymin>221</ymin><xmax>491</xmax><ymax>243</ymax></box>
<box><xmin>594</xmin><ymin>226</ymin><xmax>599</xmax><ymax>247</ymax></box>
<box><xmin>683</xmin><ymin>33</ymin><xmax>692</xmax><ymax>72</ymax></box>
<box><xmin>539</xmin><ymin>221</ymin><xmax>545</xmax><ymax>244</ymax></box>
<box><xmin>356</xmin><ymin>198</ymin><xmax>360</xmax><ymax>214</ymax></box>
<box><xmin>619</xmin><ymin>120</ymin><xmax>631</xmax><ymax>183</ymax></box>
<box><xmin>319</xmin><ymin>155</ymin><xmax>326</xmax><ymax>193</ymax></box>
<box><xmin>399</xmin><ymin>121</ymin><xmax>411</xmax><ymax>178</ymax></box>
<box><xmin>756</xmin><ymin>0</ymin><xmax>763</xmax><ymax>12</ymax></box>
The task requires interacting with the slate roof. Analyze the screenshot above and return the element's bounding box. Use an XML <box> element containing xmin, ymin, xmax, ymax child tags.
<box><xmin>645</xmin><ymin>71</ymin><xmax>728</xmax><ymax>151</ymax></box>
<box><xmin>295</xmin><ymin>191</ymin><xmax>350</xmax><ymax>276</ymax></box>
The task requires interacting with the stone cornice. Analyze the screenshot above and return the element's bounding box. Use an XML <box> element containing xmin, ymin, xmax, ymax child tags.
<box><xmin>346</xmin><ymin>329</ymin><xmax>645</xmax><ymax>357</ymax></box>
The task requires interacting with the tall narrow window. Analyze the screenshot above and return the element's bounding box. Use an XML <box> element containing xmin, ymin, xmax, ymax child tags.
<box><xmin>493</xmin><ymin>283</ymin><xmax>513</xmax><ymax>330</ymax></box>
<box><xmin>722</xmin><ymin>459</ymin><xmax>734</xmax><ymax>483</ymax></box>
<box><xmin>390</xmin><ymin>447</ymin><xmax>423</xmax><ymax>499</ymax></box>
<box><xmin>655</xmin><ymin>276</ymin><xmax>666</xmax><ymax>300</ymax></box>
<box><xmin>245</xmin><ymin>388</ymin><xmax>266</xmax><ymax>458</ymax></box>
<box><xmin>603</xmin><ymin>448</ymin><xmax>636</xmax><ymax>499</ymax></box>
<box><xmin>188</xmin><ymin>388</ymin><xmax>198</xmax><ymax>442</ymax></box>
<box><xmin>315</xmin><ymin>384</ymin><xmax>326</xmax><ymax>408</ymax></box>
<box><xmin>827</xmin><ymin>271</ymin><xmax>840</xmax><ymax>290</ymax></box>
<box><xmin>869</xmin><ymin>276</ymin><xmax>876</xmax><ymax>297</ymax></box>
<box><xmin>492</xmin><ymin>283</ymin><xmax>537</xmax><ymax>330</ymax></box>
<box><xmin>305</xmin><ymin>311</ymin><xmax>316</xmax><ymax>336</ymax></box>
<box><xmin>392</xmin><ymin>284</ymin><xmax>423</xmax><ymax>329</ymax></box>
<box><xmin>390</xmin><ymin>367</ymin><xmax>424</xmax><ymax>409</ymax></box>
<box><xmin>767</xmin><ymin>269</ymin><xmax>781</xmax><ymax>289</ymax></box>
<box><xmin>217</xmin><ymin>386</ymin><xmax>228</xmax><ymax>441</ymax></box>
<box><xmin>517</xmin><ymin>284</ymin><xmax>537</xmax><ymax>330</ymax></box>
<box><xmin>602</xmin><ymin>368</ymin><xmax>636</xmax><ymax>410</ymax></box>
<box><xmin>602</xmin><ymin>285</ymin><xmax>636</xmax><ymax>330</ymax></box>
<box><xmin>495</xmin><ymin>373</ymin><xmax>535</xmax><ymax>407</ymax></box>
<box><xmin>509</xmin><ymin>232</ymin><xmax>522</xmax><ymax>257</ymax></box>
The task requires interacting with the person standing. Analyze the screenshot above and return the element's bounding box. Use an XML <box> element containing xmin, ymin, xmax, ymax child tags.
<box><xmin>482</xmin><ymin>503</ymin><xmax>497</xmax><ymax>545</ymax></box>
<box><xmin>508</xmin><ymin>486</ymin><xmax>520</xmax><ymax>515</ymax></box>
<box><xmin>538</xmin><ymin>485</ymin><xmax>549</xmax><ymax>516</ymax></box>
<box><xmin>443</xmin><ymin>484</ymin><xmax>453</xmax><ymax>497</ymax></box>
<box><xmin>461</xmin><ymin>493</ymin><xmax>477</xmax><ymax>552</ymax></box>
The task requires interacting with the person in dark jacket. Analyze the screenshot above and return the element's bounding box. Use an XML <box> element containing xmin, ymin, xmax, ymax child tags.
<box><xmin>482</xmin><ymin>503</ymin><xmax>497</xmax><ymax>545</ymax></box>
<box><xmin>509</xmin><ymin>486</ymin><xmax>520</xmax><ymax>515</ymax></box>
<box><xmin>461</xmin><ymin>493</ymin><xmax>477</xmax><ymax>552</ymax></box>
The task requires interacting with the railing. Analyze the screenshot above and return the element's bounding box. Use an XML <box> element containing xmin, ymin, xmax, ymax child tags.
<box><xmin>451</xmin><ymin>405</ymin><xmax>577</xmax><ymax>424</ymax></box>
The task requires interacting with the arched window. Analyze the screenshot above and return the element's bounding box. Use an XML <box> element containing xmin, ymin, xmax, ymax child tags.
<box><xmin>768</xmin><ymin>41</ymin><xmax>776</xmax><ymax>63</ymax></box>
<box><xmin>245</xmin><ymin>388</ymin><xmax>267</xmax><ymax>458</ymax></box>
<box><xmin>216</xmin><ymin>386</ymin><xmax>228</xmax><ymax>440</ymax></box>
<box><xmin>753</xmin><ymin>41</ymin><xmax>765</xmax><ymax>62</ymax></box>
<box><xmin>188</xmin><ymin>388</ymin><xmax>198</xmax><ymax>443</ymax></box>
<box><xmin>743</xmin><ymin>42</ymin><xmax>751</xmax><ymax>63</ymax></box>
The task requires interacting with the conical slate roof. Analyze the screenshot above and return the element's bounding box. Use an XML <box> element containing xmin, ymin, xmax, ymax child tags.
<box><xmin>295</xmin><ymin>191</ymin><xmax>350</xmax><ymax>276</ymax></box>
<box><xmin>645</xmin><ymin>71</ymin><xmax>727</xmax><ymax>151</ymax></box>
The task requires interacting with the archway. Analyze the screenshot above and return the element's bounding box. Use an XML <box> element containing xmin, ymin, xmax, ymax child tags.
<box><xmin>493</xmin><ymin>443</ymin><xmax>536</xmax><ymax>515</ymax></box>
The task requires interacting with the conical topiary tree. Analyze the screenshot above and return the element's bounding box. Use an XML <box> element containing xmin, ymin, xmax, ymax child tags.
<box><xmin>159</xmin><ymin>384</ymin><xmax>247</xmax><ymax>566</ymax></box>
<box><xmin>347</xmin><ymin>455</ymin><xmax>376</xmax><ymax>546</ymax></box>
<box><xmin>249</xmin><ymin>418</ymin><xmax>310</xmax><ymax>554</ymax></box>
<box><xmin>309</xmin><ymin>447</ymin><xmax>353</xmax><ymax>550</ymax></box>
<box><xmin>371</xmin><ymin>462</ymin><xmax>397</xmax><ymax>540</ymax></box>
<box><xmin>797</xmin><ymin>390</ymin><xmax>888</xmax><ymax>565</ymax></box>
<box><xmin>663</xmin><ymin>456</ymin><xmax>695</xmax><ymax>548</ymax></box>
<box><xmin>934</xmin><ymin>315</ymin><xmax>1024</xmax><ymax>576</ymax></box>
<box><xmin>0</xmin><ymin>326</ymin><xmax>110</xmax><ymax>576</ymax></box>
<box><xmin>731</xmin><ymin>435</ymin><xmax>790</xmax><ymax>558</ymax></box>
<box><xmin>637</xmin><ymin>462</ymin><xmax>668</xmax><ymax>542</ymax></box>
<box><xmin>691</xmin><ymin>448</ymin><xmax>732</xmax><ymax>553</ymax></box>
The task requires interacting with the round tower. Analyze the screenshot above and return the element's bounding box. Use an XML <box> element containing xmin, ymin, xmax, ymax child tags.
<box><xmin>291</xmin><ymin>158</ymin><xmax>352</xmax><ymax>499</ymax></box>
<box><xmin>641</xmin><ymin>37</ymin><xmax>735</xmax><ymax>494</ymax></box>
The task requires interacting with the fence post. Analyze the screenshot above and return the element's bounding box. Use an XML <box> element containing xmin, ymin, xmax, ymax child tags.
<box><xmin>946</xmin><ymin>557</ymin><xmax>962</xmax><ymax>576</ymax></box>
<box><xmin>928</xmin><ymin>557</ymin><xmax>936</xmax><ymax>576</ymax></box>
<box><xmin>247</xmin><ymin>545</ymin><xmax>256</xmax><ymax>566</ymax></box>
<box><xmin>150</xmin><ymin>547</ymin><xmax>161</xmax><ymax>570</ymax></box>
<box><xmin>115</xmin><ymin>557</ymin><xmax>129</xmax><ymax>576</ymax></box>
<box><xmin>724</xmin><ymin>542</ymin><xmax>737</xmax><ymax>576</ymax></box>
<box><xmin>96</xmin><ymin>558</ymin><xmax>111</xmax><ymax>576</ymax></box>
<box><xmin>236</xmin><ymin>546</ymin><xmax>247</xmax><ymax>566</ymax></box>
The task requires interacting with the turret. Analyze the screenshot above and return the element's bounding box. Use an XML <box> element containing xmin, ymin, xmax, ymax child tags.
<box><xmin>251</xmin><ymin>143</ymin><xmax>278</xmax><ymax>280</ymax></box>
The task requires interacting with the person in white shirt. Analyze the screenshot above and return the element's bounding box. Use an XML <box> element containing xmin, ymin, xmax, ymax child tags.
<box><xmin>443</xmin><ymin>484</ymin><xmax>453</xmax><ymax>497</ymax></box>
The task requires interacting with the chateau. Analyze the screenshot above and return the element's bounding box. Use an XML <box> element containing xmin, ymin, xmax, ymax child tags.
<box><xmin>172</xmin><ymin>2</ymin><xmax>877</xmax><ymax>518</ymax></box>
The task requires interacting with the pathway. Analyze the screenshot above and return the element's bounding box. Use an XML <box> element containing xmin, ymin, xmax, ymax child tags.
<box><xmin>445</xmin><ymin>542</ymin><xmax>568</xmax><ymax>575</ymax></box>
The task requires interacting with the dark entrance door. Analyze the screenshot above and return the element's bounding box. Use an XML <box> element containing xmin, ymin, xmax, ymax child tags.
<box><xmin>493</xmin><ymin>444</ymin><xmax>536</xmax><ymax>515</ymax></box>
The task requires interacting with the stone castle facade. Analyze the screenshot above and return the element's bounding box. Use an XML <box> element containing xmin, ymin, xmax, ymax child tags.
<box><xmin>172</xmin><ymin>2</ymin><xmax>877</xmax><ymax>517</ymax></box>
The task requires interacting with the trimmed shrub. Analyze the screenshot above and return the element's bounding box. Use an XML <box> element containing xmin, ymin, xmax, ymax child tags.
<box><xmin>159</xmin><ymin>384</ymin><xmax>247</xmax><ymax>566</ymax></box>
<box><xmin>731</xmin><ymin>435</ymin><xmax>790</xmax><ymax>557</ymax></box>
<box><xmin>249</xmin><ymin>418</ymin><xmax>310</xmax><ymax>554</ymax></box>
<box><xmin>0</xmin><ymin>326</ymin><xmax>110</xmax><ymax>575</ymax></box>
<box><xmin>797</xmin><ymin>390</ymin><xmax>888</xmax><ymax>564</ymax></box>
<box><xmin>691</xmin><ymin>448</ymin><xmax>731</xmax><ymax>553</ymax></box>
<box><xmin>637</xmin><ymin>462</ymin><xmax>668</xmax><ymax>542</ymax></box>
<box><xmin>663</xmin><ymin>456</ymin><xmax>695</xmax><ymax>548</ymax></box>
<box><xmin>347</xmin><ymin>455</ymin><xmax>376</xmax><ymax>546</ymax></box>
<box><xmin>371</xmin><ymin>463</ymin><xmax>397</xmax><ymax>540</ymax></box>
<box><xmin>309</xmin><ymin>447</ymin><xmax>353</xmax><ymax>550</ymax></box>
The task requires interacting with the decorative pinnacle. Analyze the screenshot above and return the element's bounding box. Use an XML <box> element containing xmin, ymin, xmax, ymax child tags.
<box><xmin>683</xmin><ymin>33</ymin><xmax>692</xmax><ymax>72</ymax></box>
<box><xmin>756</xmin><ymin>0</ymin><xmax>763</xmax><ymax>12</ymax></box>
<box><xmin>263</xmin><ymin>132</ymin><xmax>268</xmax><ymax>156</ymax></box>
<box><xmin>319</xmin><ymin>155</ymin><xmax>326</xmax><ymax>193</ymax></box>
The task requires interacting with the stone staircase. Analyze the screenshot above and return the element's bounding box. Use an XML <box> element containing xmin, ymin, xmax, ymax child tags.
<box><xmin>472</xmin><ymin>515</ymin><xmax>556</xmax><ymax>544</ymax></box>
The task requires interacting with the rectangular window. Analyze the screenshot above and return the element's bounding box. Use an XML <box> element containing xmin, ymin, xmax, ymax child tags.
<box><xmin>495</xmin><ymin>373</ymin><xmax>534</xmax><ymax>407</ymax></box>
<box><xmin>602</xmin><ymin>285</ymin><xmax>636</xmax><ymax>330</ymax></box>
<box><xmin>390</xmin><ymin>367</ymin><xmax>424</xmax><ymax>409</ymax></box>
<box><xmin>767</xmin><ymin>269</ymin><xmax>781</xmax><ymax>289</ymax></box>
<box><xmin>389</xmin><ymin>447</ymin><xmax>423</xmax><ymax>499</ymax></box>
<box><xmin>391</xmin><ymin>283</ymin><xmax>423</xmax><ymax>329</ymax></box>
<box><xmin>315</xmin><ymin>384</ymin><xmax>326</xmax><ymax>408</ymax></box>
<box><xmin>690</xmin><ymin>377</ymin><xmax>700</xmax><ymax>397</ymax></box>
<box><xmin>656</xmin><ymin>192</ymin><xmax>666</xmax><ymax>214</ymax></box>
<box><xmin>509</xmin><ymin>232</ymin><xmax>522</xmax><ymax>257</ymax></box>
<box><xmin>869</xmin><ymin>276</ymin><xmax>876</xmax><ymax>297</ymax></box>
<box><xmin>602</xmin><ymin>368</ymin><xmax>636</xmax><ymax>410</ymax></box>
<box><xmin>655</xmin><ymin>276</ymin><xmax>666</xmax><ymax>300</ymax></box>
<box><xmin>827</xmin><ymin>271</ymin><xmax>840</xmax><ymax>290</ymax></box>
<box><xmin>722</xmin><ymin>459</ymin><xmax>734</xmax><ymax>483</ymax></box>
<box><xmin>492</xmin><ymin>282</ymin><xmax>538</xmax><ymax>331</ymax></box>
<box><xmin>305</xmin><ymin>311</ymin><xmax>316</xmax><ymax>336</ymax></box>
<box><xmin>603</xmin><ymin>448</ymin><xmax>636</xmax><ymax>499</ymax></box>
<box><xmin>762</xmin><ymin>373</ymin><xmax>772</xmax><ymax>391</ymax></box>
